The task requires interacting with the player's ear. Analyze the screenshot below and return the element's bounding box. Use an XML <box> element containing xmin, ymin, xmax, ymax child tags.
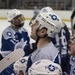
<box><xmin>37</xmin><ymin>28</ymin><xmax>47</xmax><ymax>37</ymax></box>
<box><xmin>41</xmin><ymin>28</ymin><xmax>47</xmax><ymax>34</ymax></box>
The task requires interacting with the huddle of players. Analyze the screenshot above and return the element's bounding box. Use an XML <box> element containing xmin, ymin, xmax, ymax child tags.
<box><xmin>0</xmin><ymin>7</ymin><xmax>75</xmax><ymax>75</ymax></box>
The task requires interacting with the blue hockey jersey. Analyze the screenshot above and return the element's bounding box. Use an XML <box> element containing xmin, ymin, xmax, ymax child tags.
<box><xmin>1</xmin><ymin>25</ymin><xmax>30</xmax><ymax>57</ymax></box>
<box><xmin>51</xmin><ymin>23</ymin><xmax>70</xmax><ymax>73</ymax></box>
<box><xmin>51</xmin><ymin>23</ymin><xmax>70</xmax><ymax>54</ymax></box>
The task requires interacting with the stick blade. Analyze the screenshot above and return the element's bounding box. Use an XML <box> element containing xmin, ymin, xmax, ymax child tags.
<box><xmin>0</xmin><ymin>48</ymin><xmax>25</xmax><ymax>73</ymax></box>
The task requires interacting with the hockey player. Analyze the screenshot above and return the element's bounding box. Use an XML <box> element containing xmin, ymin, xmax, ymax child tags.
<box><xmin>0</xmin><ymin>48</ymin><xmax>25</xmax><ymax>75</ymax></box>
<box><xmin>1</xmin><ymin>9</ymin><xmax>30</xmax><ymax>57</ymax></box>
<box><xmin>51</xmin><ymin>22</ymin><xmax>70</xmax><ymax>72</ymax></box>
<box><xmin>0</xmin><ymin>9</ymin><xmax>30</xmax><ymax>75</ymax></box>
<box><xmin>28</xmin><ymin>59</ymin><xmax>62</xmax><ymax>75</ymax></box>
<box><xmin>13</xmin><ymin>56</ymin><xmax>28</xmax><ymax>75</ymax></box>
<box><xmin>25</xmin><ymin>11</ymin><xmax>63</xmax><ymax>74</ymax></box>
<box><xmin>39</xmin><ymin>6</ymin><xmax>70</xmax><ymax>72</ymax></box>
<box><xmin>61</xmin><ymin>36</ymin><xmax>75</xmax><ymax>75</ymax></box>
<box><xmin>29</xmin><ymin>7</ymin><xmax>70</xmax><ymax>72</ymax></box>
<box><xmin>57</xmin><ymin>35</ymin><xmax>75</xmax><ymax>75</ymax></box>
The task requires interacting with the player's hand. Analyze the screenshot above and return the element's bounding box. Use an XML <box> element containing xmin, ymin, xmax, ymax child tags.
<box><xmin>14</xmin><ymin>39</ymin><xmax>27</xmax><ymax>49</ymax></box>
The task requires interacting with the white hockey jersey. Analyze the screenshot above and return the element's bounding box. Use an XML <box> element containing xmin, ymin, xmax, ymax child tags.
<box><xmin>26</xmin><ymin>42</ymin><xmax>60</xmax><ymax>73</ymax></box>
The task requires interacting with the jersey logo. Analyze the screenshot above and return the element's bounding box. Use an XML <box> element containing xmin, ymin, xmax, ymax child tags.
<box><xmin>49</xmin><ymin>14</ymin><xmax>59</xmax><ymax>21</ymax></box>
<box><xmin>6</xmin><ymin>32</ymin><xmax>12</xmax><ymax>36</ymax></box>
<box><xmin>20</xmin><ymin>58</ymin><xmax>26</xmax><ymax>63</ymax></box>
<box><xmin>48</xmin><ymin>64</ymin><xmax>55</xmax><ymax>71</ymax></box>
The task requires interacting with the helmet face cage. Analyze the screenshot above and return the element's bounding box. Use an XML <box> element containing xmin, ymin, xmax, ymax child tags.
<box><xmin>12</xmin><ymin>14</ymin><xmax>25</xmax><ymax>25</ymax></box>
<box><xmin>33</xmin><ymin>12</ymin><xmax>63</xmax><ymax>38</ymax></box>
<box><xmin>28</xmin><ymin>59</ymin><xmax>62</xmax><ymax>75</ymax></box>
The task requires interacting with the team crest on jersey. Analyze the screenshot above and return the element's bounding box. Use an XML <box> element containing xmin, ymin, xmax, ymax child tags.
<box><xmin>20</xmin><ymin>59</ymin><xmax>26</xmax><ymax>63</ymax></box>
<box><xmin>49</xmin><ymin>14</ymin><xmax>59</xmax><ymax>21</ymax></box>
<box><xmin>48</xmin><ymin>64</ymin><xmax>55</xmax><ymax>71</ymax></box>
<box><xmin>6</xmin><ymin>32</ymin><xmax>12</xmax><ymax>36</ymax></box>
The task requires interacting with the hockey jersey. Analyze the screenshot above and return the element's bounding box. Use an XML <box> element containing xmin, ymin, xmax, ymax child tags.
<box><xmin>1</xmin><ymin>25</ymin><xmax>30</xmax><ymax>57</ymax></box>
<box><xmin>69</xmin><ymin>56</ymin><xmax>75</xmax><ymax>75</ymax></box>
<box><xmin>63</xmin><ymin>55</ymin><xmax>75</xmax><ymax>75</ymax></box>
<box><xmin>51</xmin><ymin>23</ymin><xmax>70</xmax><ymax>73</ymax></box>
<box><xmin>51</xmin><ymin>23</ymin><xmax>70</xmax><ymax>54</ymax></box>
<box><xmin>26</xmin><ymin>42</ymin><xmax>61</xmax><ymax>73</ymax></box>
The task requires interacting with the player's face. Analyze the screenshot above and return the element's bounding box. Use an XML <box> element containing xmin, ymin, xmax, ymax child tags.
<box><xmin>30</xmin><ymin>20</ymin><xmax>39</xmax><ymax>40</ymax></box>
<box><xmin>18</xmin><ymin>70</ymin><xmax>24</xmax><ymax>75</ymax></box>
<box><xmin>69</xmin><ymin>41</ymin><xmax>75</xmax><ymax>56</ymax></box>
<box><xmin>12</xmin><ymin>15</ymin><xmax>24</xmax><ymax>29</ymax></box>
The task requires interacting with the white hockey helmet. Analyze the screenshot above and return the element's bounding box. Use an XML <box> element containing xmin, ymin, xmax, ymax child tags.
<box><xmin>13</xmin><ymin>56</ymin><xmax>28</xmax><ymax>75</ymax></box>
<box><xmin>28</xmin><ymin>59</ymin><xmax>62</xmax><ymax>75</ymax></box>
<box><xmin>33</xmin><ymin>12</ymin><xmax>63</xmax><ymax>38</ymax></box>
<box><xmin>29</xmin><ymin>6</ymin><xmax>53</xmax><ymax>26</ymax></box>
<box><xmin>40</xmin><ymin>6</ymin><xmax>53</xmax><ymax>13</ymax></box>
<box><xmin>7</xmin><ymin>9</ymin><xmax>21</xmax><ymax>22</ymax></box>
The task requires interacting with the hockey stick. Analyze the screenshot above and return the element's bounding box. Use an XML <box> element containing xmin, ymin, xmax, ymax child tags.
<box><xmin>0</xmin><ymin>48</ymin><xmax>25</xmax><ymax>73</ymax></box>
<box><xmin>71</xmin><ymin>9</ymin><xmax>75</xmax><ymax>36</ymax></box>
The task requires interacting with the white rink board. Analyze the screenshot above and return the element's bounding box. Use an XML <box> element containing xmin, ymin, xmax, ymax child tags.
<box><xmin>0</xmin><ymin>20</ymin><xmax>71</xmax><ymax>52</ymax></box>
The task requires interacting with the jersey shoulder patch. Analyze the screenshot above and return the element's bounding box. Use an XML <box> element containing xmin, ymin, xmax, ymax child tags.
<box><xmin>2</xmin><ymin>26</ymin><xmax>15</xmax><ymax>39</ymax></box>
